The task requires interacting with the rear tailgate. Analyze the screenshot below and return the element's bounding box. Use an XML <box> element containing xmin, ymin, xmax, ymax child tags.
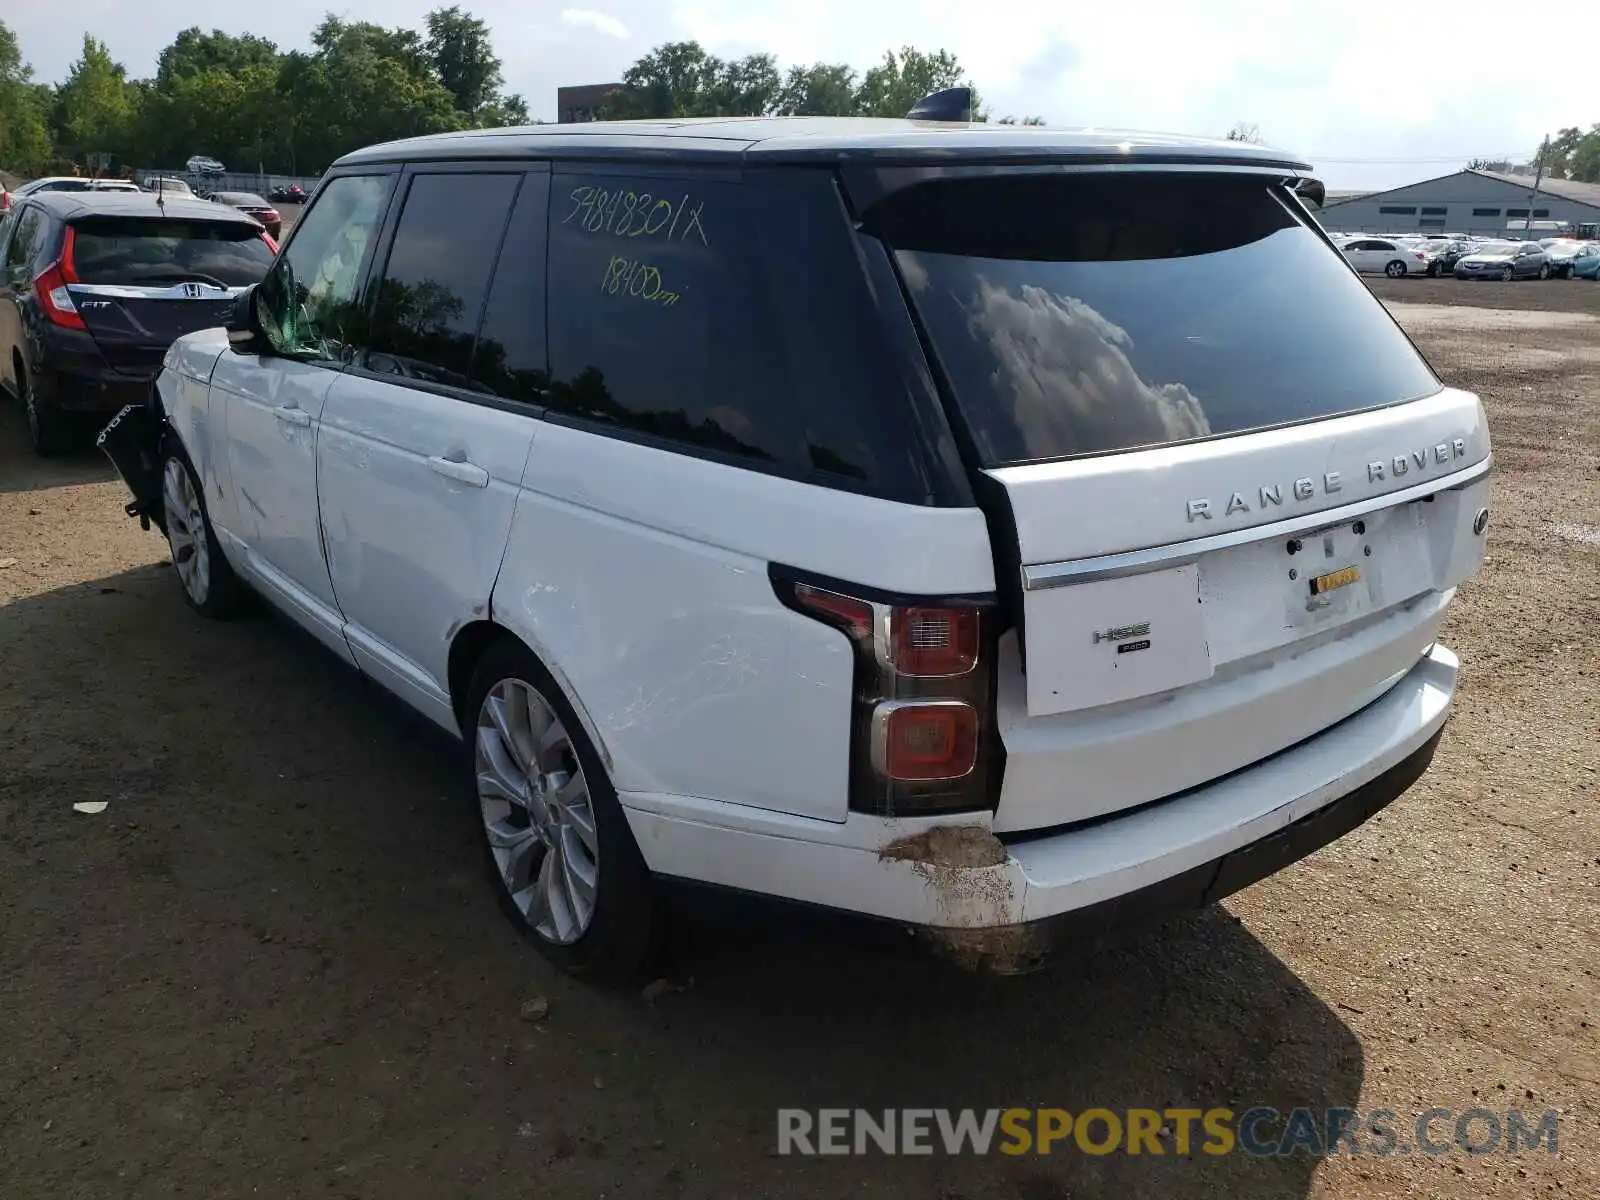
<box><xmin>70</xmin><ymin>281</ymin><xmax>243</xmax><ymax>373</ymax></box>
<box><xmin>864</xmin><ymin>166</ymin><xmax>1490</xmax><ymax>833</ymax></box>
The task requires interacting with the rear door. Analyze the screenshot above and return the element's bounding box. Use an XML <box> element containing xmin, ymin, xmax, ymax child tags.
<box><xmin>316</xmin><ymin>164</ymin><xmax>544</xmax><ymax>724</ymax></box>
<box><xmin>864</xmin><ymin>168</ymin><xmax>1490</xmax><ymax>831</ymax></box>
<box><xmin>64</xmin><ymin>215</ymin><xmax>274</xmax><ymax>376</ymax></box>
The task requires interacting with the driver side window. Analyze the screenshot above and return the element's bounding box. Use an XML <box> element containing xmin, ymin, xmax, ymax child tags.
<box><xmin>256</xmin><ymin>174</ymin><xmax>392</xmax><ymax>359</ymax></box>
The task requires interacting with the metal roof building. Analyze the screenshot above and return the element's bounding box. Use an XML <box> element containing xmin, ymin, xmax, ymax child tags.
<box><xmin>1316</xmin><ymin>168</ymin><xmax>1600</xmax><ymax>236</ymax></box>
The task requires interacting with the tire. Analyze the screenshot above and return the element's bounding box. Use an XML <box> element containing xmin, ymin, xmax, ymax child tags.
<box><xmin>1385</xmin><ymin>260</ymin><xmax>1407</xmax><ymax>278</ymax></box>
<box><xmin>465</xmin><ymin>640</ymin><xmax>661</xmax><ymax>984</ymax></box>
<box><xmin>1500</xmin><ymin>266</ymin><xmax>1514</xmax><ymax>282</ymax></box>
<box><xmin>1537</xmin><ymin>264</ymin><xmax>1549</xmax><ymax>280</ymax></box>
<box><xmin>161</xmin><ymin>443</ymin><xmax>245</xmax><ymax>617</ymax></box>
<box><xmin>18</xmin><ymin>365</ymin><xmax>71</xmax><ymax>456</ymax></box>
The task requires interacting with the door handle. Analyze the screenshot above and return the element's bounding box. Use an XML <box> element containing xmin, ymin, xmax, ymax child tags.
<box><xmin>273</xmin><ymin>405</ymin><xmax>311</xmax><ymax>427</ymax></box>
<box><xmin>427</xmin><ymin>455</ymin><xmax>490</xmax><ymax>488</ymax></box>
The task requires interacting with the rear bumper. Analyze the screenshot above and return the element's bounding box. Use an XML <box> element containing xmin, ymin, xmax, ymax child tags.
<box><xmin>624</xmin><ymin>644</ymin><xmax>1457</xmax><ymax>950</ymax></box>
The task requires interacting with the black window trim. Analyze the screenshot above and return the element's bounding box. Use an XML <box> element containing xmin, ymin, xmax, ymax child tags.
<box><xmin>1378</xmin><ymin>204</ymin><xmax>1418</xmax><ymax>215</ymax></box>
<box><xmin>335</xmin><ymin>159</ymin><xmax>548</xmax><ymax>412</ymax></box>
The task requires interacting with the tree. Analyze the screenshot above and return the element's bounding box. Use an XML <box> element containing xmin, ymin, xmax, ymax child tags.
<box><xmin>855</xmin><ymin>47</ymin><xmax>972</xmax><ymax>118</ymax></box>
<box><xmin>54</xmin><ymin>36</ymin><xmax>134</xmax><ymax>160</ymax></box>
<box><xmin>775</xmin><ymin>63</ymin><xmax>858</xmax><ymax>116</ymax></box>
<box><xmin>1225</xmin><ymin>121</ymin><xmax>1262</xmax><ymax>143</ymax></box>
<box><xmin>0</xmin><ymin>20</ymin><xmax>52</xmax><ymax>173</ymax></box>
<box><xmin>156</xmin><ymin>28</ymin><xmax>278</xmax><ymax>88</ymax></box>
<box><xmin>1466</xmin><ymin>158</ymin><xmax>1513</xmax><ymax>172</ymax></box>
<box><xmin>998</xmin><ymin>115</ymin><xmax>1046</xmax><ymax>125</ymax></box>
<box><xmin>604</xmin><ymin>41</ymin><xmax>723</xmax><ymax>118</ymax></box>
<box><xmin>425</xmin><ymin>6</ymin><xmax>502</xmax><ymax>116</ymax></box>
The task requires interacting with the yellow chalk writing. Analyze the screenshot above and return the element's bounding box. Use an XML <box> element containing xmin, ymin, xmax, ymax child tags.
<box><xmin>564</xmin><ymin>186</ymin><xmax>708</xmax><ymax>246</ymax></box>
<box><xmin>600</xmin><ymin>255</ymin><xmax>680</xmax><ymax>307</ymax></box>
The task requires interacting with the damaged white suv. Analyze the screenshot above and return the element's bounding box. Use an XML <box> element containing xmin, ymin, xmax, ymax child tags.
<box><xmin>102</xmin><ymin>107</ymin><xmax>1489</xmax><ymax>980</ymax></box>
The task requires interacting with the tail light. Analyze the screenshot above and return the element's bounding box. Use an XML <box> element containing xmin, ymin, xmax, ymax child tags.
<box><xmin>34</xmin><ymin>229</ymin><xmax>84</xmax><ymax>330</ymax></box>
<box><xmin>262</xmin><ymin>232</ymin><xmax>279</xmax><ymax>254</ymax></box>
<box><xmin>773</xmin><ymin>570</ymin><xmax>1002</xmax><ymax>817</ymax></box>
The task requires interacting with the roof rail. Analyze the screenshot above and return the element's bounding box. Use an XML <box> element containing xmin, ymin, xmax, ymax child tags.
<box><xmin>906</xmin><ymin>87</ymin><xmax>972</xmax><ymax>123</ymax></box>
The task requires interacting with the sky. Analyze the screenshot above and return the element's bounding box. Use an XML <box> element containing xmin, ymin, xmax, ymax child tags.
<box><xmin>8</xmin><ymin>0</ymin><xmax>1595</xmax><ymax>190</ymax></box>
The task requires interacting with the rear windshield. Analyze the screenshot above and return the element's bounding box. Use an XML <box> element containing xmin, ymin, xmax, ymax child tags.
<box><xmin>69</xmin><ymin>218</ymin><xmax>274</xmax><ymax>287</ymax></box>
<box><xmin>867</xmin><ymin>172</ymin><xmax>1440</xmax><ymax>466</ymax></box>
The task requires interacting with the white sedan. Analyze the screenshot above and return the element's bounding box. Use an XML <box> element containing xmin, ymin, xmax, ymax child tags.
<box><xmin>1339</xmin><ymin>237</ymin><xmax>1431</xmax><ymax>277</ymax></box>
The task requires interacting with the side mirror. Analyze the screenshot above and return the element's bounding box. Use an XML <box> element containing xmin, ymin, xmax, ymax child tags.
<box><xmin>226</xmin><ymin>284</ymin><xmax>267</xmax><ymax>352</ymax></box>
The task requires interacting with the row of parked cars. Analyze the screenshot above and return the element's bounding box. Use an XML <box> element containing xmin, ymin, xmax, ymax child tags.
<box><xmin>1</xmin><ymin>175</ymin><xmax>285</xmax><ymax>239</ymax></box>
<box><xmin>1332</xmin><ymin>231</ymin><xmax>1600</xmax><ymax>281</ymax></box>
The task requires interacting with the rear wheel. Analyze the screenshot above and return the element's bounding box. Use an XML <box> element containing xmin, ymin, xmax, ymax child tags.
<box><xmin>1385</xmin><ymin>260</ymin><xmax>1407</xmax><ymax>278</ymax></box>
<box><xmin>466</xmin><ymin>640</ymin><xmax>661</xmax><ymax>984</ymax></box>
<box><xmin>1500</xmin><ymin>266</ymin><xmax>1514</xmax><ymax>282</ymax></box>
<box><xmin>1537</xmin><ymin>264</ymin><xmax>1549</xmax><ymax>280</ymax></box>
<box><xmin>19</xmin><ymin>365</ymin><xmax>70</xmax><ymax>457</ymax></box>
<box><xmin>161</xmin><ymin>447</ymin><xmax>244</xmax><ymax>617</ymax></box>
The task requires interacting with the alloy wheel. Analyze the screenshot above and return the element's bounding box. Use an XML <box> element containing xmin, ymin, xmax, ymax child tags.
<box><xmin>162</xmin><ymin>457</ymin><xmax>211</xmax><ymax>606</ymax></box>
<box><xmin>475</xmin><ymin>678</ymin><xmax>600</xmax><ymax>945</ymax></box>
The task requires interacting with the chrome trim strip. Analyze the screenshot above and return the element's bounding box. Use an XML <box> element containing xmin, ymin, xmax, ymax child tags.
<box><xmin>66</xmin><ymin>282</ymin><xmax>246</xmax><ymax>300</ymax></box>
<box><xmin>1021</xmin><ymin>454</ymin><xmax>1492</xmax><ymax>591</ymax></box>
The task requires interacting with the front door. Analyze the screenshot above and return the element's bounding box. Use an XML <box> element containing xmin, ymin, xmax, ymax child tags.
<box><xmin>216</xmin><ymin>172</ymin><xmax>395</xmax><ymax>655</ymax></box>
<box><xmin>0</xmin><ymin>208</ymin><xmax>46</xmax><ymax>395</ymax></box>
<box><xmin>315</xmin><ymin>166</ymin><xmax>547</xmax><ymax>728</ymax></box>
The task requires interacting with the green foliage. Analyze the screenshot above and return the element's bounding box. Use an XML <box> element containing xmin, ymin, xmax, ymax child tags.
<box><xmin>604</xmin><ymin>41</ymin><xmax>980</xmax><ymax>122</ymax></box>
<box><xmin>855</xmin><ymin>47</ymin><xmax>972</xmax><ymax>118</ymax></box>
<box><xmin>0</xmin><ymin>10</ymin><xmax>531</xmax><ymax>179</ymax></box>
<box><xmin>0</xmin><ymin>21</ymin><xmax>52</xmax><ymax>174</ymax></box>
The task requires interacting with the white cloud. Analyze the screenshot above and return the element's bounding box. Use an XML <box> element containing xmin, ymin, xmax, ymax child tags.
<box><xmin>560</xmin><ymin>8</ymin><xmax>630</xmax><ymax>39</ymax></box>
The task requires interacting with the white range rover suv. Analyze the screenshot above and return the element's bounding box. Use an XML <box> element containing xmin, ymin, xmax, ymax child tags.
<box><xmin>100</xmin><ymin>111</ymin><xmax>1490</xmax><ymax>981</ymax></box>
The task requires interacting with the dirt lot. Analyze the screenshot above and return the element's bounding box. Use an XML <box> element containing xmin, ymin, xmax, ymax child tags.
<box><xmin>1</xmin><ymin>279</ymin><xmax>1596</xmax><ymax>1199</ymax></box>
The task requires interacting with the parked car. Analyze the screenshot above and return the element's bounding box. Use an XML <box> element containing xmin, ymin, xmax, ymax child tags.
<box><xmin>100</xmin><ymin>115</ymin><xmax>1489</xmax><ymax>981</ymax></box>
<box><xmin>267</xmin><ymin>184</ymin><xmax>308</xmax><ymax>203</ymax></box>
<box><xmin>186</xmin><ymin>155</ymin><xmax>226</xmax><ymax>175</ymax></box>
<box><xmin>0</xmin><ymin>191</ymin><xmax>274</xmax><ymax>454</ymax></box>
<box><xmin>13</xmin><ymin>177</ymin><xmax>141</xmax><ymax>197</ymax></box>
<box><xmin>1422</xmin><ymin>239</ymin><xmax>1475</xmax><ymax>276</ymax></box>
<box><xmin>1573</xmin><ymin>244</ymin><xmax>1600</xmax><ymax>279</ymax></box>
<box><xmin>1541</xmin><ymin>240</ymin><xmax>1597</xmax><ymax>279</ymax></box>
<box><xmin>142</xmin><ymin>176</ymin><xmax>195</xmax><ymax>197</ymax></box>
<box><xmin>208</xmin><ymin>191</ymin><xmax>282</xmax><ymax>239</ymax></box>
<box><xmin>1453</xmin><ymin>241</ymin><xmax>1548</xmax><ymax>280</ymax></box>
<box><xmin>1339</xmin><ymin>236</ymin><xmax>1430</xmax><ymax>276</ymax></box>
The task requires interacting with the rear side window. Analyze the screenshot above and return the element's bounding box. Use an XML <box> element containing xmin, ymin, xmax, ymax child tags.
<box><xmin>868</xmin><ymin>172</ymin><xmax>1441</xmax><ymax>466</ymax></box>
<box><xmin>364</xmin><ymin>172</ymin><xmax>520</xmax><ymax>387</ymax></box>
<box><xmin>4</xmin><ymin>209</ymin><xmax>48</xmax><ymax>280</ymax></box>
<box><xmin>68</xmin><ymin>219</ymin><xmax>273</xmax><ymax>286</ymax></box>
<box><xmin>544</xmin><ymin>169</ymin><xmax>932</xmax><ymax>498</ymax></box>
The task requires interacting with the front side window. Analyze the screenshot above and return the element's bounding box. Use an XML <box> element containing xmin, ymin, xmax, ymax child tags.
<box><xmin>256</xmin><ymin>174</ymin><xmax>392</xmax><ymax>359</ymax></box>
<box><xmin>362</xmin><ymin>171</ymin><xmax>520</xmax><ymax>388</ymax></box>
<box><xmin>869</xmin><ymin>171</ymin><xmax>1441</xmax><ymax>466</ymax></box>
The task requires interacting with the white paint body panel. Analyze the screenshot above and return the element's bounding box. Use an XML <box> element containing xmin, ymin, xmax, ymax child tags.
<box><xmin>493</xmin><ymin>421</ymin><xmax>995</xmax><ymax>823</ymax></box>
<box><xmin>626</xmin><ymin>646</ymin><xmax>1458</xmax><ymax>927</ymax></box>
<box><xmin>316</xmin><ymin>374</ymin><xmax>538</xmax><ymax>727</ymax></box>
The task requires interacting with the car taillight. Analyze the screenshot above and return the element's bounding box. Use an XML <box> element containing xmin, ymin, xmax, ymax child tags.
<box><xmin>262</xmin><ymin>232</ymin><xmax>279</xmax><ymax>253</ymax></box>
<box><xmin>263</xmin><ymin>209</ymin><xmax>280</xmax><ymax>222</ymax></box>
<box><xmin>34</xmin><ymin>229</ymin><xmax>84</xmax><ymax>330</ymax></box>
<box><xmin>774</xmin><ymin>571</ymin><xmax>1001</xmax><ymax>816</ymax></box>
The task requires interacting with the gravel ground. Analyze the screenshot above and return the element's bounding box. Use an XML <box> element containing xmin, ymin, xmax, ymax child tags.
<box><xmin>0</xmin><ymin>278</ymin><xmax>1596</xmax><ymax>1199</ymax></box>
